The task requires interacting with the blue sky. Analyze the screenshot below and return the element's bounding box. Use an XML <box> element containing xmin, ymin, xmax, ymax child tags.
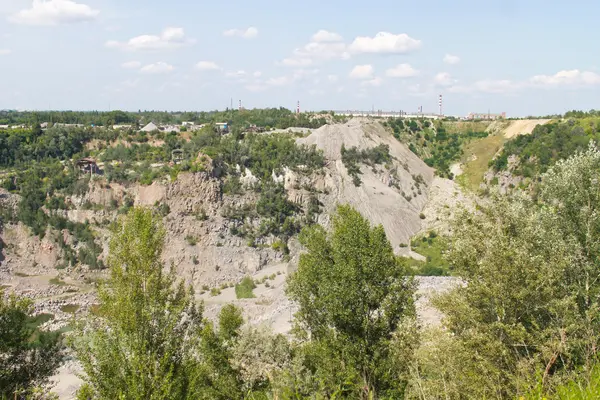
<box><xmin>0</xmin><ymin>0</ymin><xmax>598</xmax><ymax>116</ymax></box>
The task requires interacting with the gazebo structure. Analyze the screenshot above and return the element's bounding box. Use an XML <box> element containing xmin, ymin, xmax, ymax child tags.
<box><xmin>171</xmin><ymin>149</ymin><xmax>184</xmax><ymax>164</ymax></box>
<box><xmin>76</xmin><ymin>157</ymin><xmax>100</xmax><ymax>175</ymax></box>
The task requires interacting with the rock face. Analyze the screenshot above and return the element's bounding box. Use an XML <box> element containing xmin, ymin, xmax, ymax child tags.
<box><xmin>297</xmin><ymin>118</ymin><xmax>435</xmax><ymax>250</ymax></box>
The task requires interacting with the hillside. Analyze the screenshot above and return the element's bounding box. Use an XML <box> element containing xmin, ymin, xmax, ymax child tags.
<box><xmin>0</xmin><ymin>118</ymin><xmax>437</xmax><ymax>337</ymax></box>
<box><xmin>453</xmin><ymin>119</ymin><xmax>551</xmax><ymax>190</ymax></box>
<box><xmin>298</xmin><ymin>118</ymin><xmax>434</xmax><ymax>249</ymax></box>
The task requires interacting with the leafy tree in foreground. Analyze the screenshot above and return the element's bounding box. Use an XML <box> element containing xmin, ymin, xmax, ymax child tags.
<box><xmin>412</xmin><ymin>143</ymin><xmax>600</xmax><ymax>399</ymax></box>
<box><xmin>0</xmin><ymin>290</ymin><xmax>63</xmax><ymax>398</ymax></box>
<box><xmin>72</xmin><ymin>207</ymin><xmax>244</xmax><ymax>400</ymax></box>
<box><xmin>286</xmin><ymin>205</ymin><xmax>417</xmax><ymax>399</ymax></box>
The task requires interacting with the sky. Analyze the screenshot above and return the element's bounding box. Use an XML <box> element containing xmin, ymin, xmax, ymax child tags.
<box><xmin>0</xmin><ymin>0</ymin><xmax>599</xmax><ymax>116</ymax></box>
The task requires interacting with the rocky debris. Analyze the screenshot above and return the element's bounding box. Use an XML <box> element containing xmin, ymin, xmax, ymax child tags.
<box><xmin>166</xmin><ymin>171</ymin><xmax>222</xmax><ymax>213</ymax></box>
<box><xmin>419</xmin><ymin>177</ymin><xmax>475</xmax><ymax>236</ymax></box>
<box><xmin>415</xmin><ymin>276</ymin><xmax>463</xmax><ymax>327</ymax></box>
<box><xmin>484</xmin><ymin>154</ymin><xmax>524</xmax><ymax>194</ymax></box>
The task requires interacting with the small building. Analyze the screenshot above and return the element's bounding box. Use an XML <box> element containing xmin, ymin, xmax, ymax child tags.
<box><xmin>54</xmin><ymin>123</ymin><xmax>84</xmax><ymax>128</ymax></box>
<box><xmin>76</xmin><ymin>157</ymin><xmax>101</xmax><ymax>175</ymax></box>
<box><xmin>215</xmin><ymin>122</ymin><xmax>229</xmax><ymax>133</ymax></box>
<box><xmin>161</xmin><ymin>125</ymin><xmax>181</xmax><ymax>133</ymax></box>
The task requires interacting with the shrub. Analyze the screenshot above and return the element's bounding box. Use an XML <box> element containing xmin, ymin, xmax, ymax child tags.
<box><xmin>235</xmin><ymin>277</ymin><xmax>256</xmax><ymax>299</ymax></box>
<box><xmin>185</xmin><ymin>235</ymin><xmax>198</xmax><ymax>246</ymax></box>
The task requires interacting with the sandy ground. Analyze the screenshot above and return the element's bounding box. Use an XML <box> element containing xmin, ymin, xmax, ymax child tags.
<box><xmin>450</xmin><ymin>163</ymin><xmax>463</xmax><ymax>178</ymax></box>
<box><xmin>50</xmin><ymin>360</ymin><xmax>84</xmax><ymax>400</ymax></box>
<box><xmin>503</xmin><ymin>119</ymin><xmax>551</xmax><ymax>138</ymax></box>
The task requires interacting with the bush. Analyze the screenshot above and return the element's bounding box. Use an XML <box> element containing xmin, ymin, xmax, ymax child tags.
<box><xmin>185</xmin><ymin>235</ymin><xmax>198</xmax><ymax>246</ymax></box>
<box><xmin>235</xmin><ymin>277</ymin><xmax>256</xmax><ymax>299</ymax></box>
<box><xmin>210</xmin><ymin>287</ymin><xmax>221</xmax><ymax>297</ymax></box>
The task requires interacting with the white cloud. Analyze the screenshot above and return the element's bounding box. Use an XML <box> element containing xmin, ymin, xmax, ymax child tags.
<box><xmin>266</xmin><ymin>76</ymin><xmax>292</xmax><ymax>86</ymax></box>
<box><xmin>449</xmin><ymin>79</ymin><xmax>518</xmax><ymax>94</ymax></box>
<box><xmin>293</xmin><ymin>41</ymin><xmax>349</xmax><ymax>60</ymax></box>
<box><xmin>473</xmin><ymin>79</ymin><xmax>517</xmax><ymax>93</ymax></box>
<box><xmin>223</xmin><ymin>27</ymin><xmax>258</xmax><ymax>39</ymax></box>
<box><xmin>195</xmin><ymin>61</ymin><xmax>220</xmax><ymax>71</ymax></box>
<box><xmin>106</xmin><ymin>27</ymin><xmax>193</xmax><ymax>51</ymax></box>
<box><xmin>443</xmin><ymin>54</ymin><xmax>460</xmax><ymax>65</ymax></box>
<box><xmin>311</xmin><ymin>29</ymin><xmax>343</xmax><ymax>43</ymax></box>
<box><xmin>362</xmin><ymin>77</ymin><xmax>383</xmax><ymax>87</ymax></box>
<box><xmin>225</xmin><ymin>70</ymin><xmax>247</xmax><ymax>79</ymax></box>
<box><xmin>308</xmin><ymin>88</ymin><xmax>325</xmax><ymax>96</ymax></box>
<box><xmin>0</xmin><ymin>49</ymin><xmax>11</xmax><ymax>56</ymax></box>
<box><xmin>386</xmin><ymin>63</ymin><xmax>419</xmax><ymax>78</ymax></box>
<box><xmin>121</xmin><ymin>61</ymin><xmax>141</xmax><ymax>69</ymax></box>
<box><xmin>327</xmin><ymin>74</ymin><xmax>338</xmax><ymax>83</ymax></box>
<box><xmin>349</xmin><ymin>32</ymin><xmax>421</xmax><ymax>54</ymax></box>
<box><xmin>245</xmin><ymin>84</ymin><xmax>267</xmax><ymax>92</ymax></box>
<box><xmin>433</xmin><ymin>72</ymin><xmax>455</xmax><ymax>86</ymax></box>
<box><xmin>407</xmin><ymin>83</ymin><xmax>433</xmax><ymax>97</ymax></box>
<box><xmin>280</xmin><ymin>57</ymin><xmax>313</xmax><ymax>67</ymax></box>
<box><xmin>530</xmin><ymin>69</ymin><xmax>600</xmax><ymax>86</ymax></box>
<box><xmin>292</xmin><ymin>68</ymin><xmax>319</xmax><ymax>79</ymax></box>
<box><xmin>140</xmin><ymin>62</ymin><xmax>174</xmax><ymax>74</ymax></box>
<box><xmin>10</xmin><ymin>0</ymin><xmax>99</xmax><ymax>26</ymax></box>
<box><xmin>253</xmin><ymin>71</ymin><xmax>262</xmax><ymax>78</ymax></box>
<box><xmin>349</xmin><ymin>64</ymin><xmax>374</xmax><ymax>79</ymax></box>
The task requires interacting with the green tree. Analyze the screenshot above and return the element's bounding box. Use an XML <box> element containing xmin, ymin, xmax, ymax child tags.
<box><xmin>0</xmin><ymin>290</ymin><xmax>63</xmax><ymax>398</ymax></box>
<box><xmin>286</xmin><ymin>205</ymin><xmax>417</xmax><ymax>399</ymax></box>
<box><xmin>72</xmin><ymin>208</ymin><xmax>206</xmax><ymax>400</ymax></box>
<box><xmin>413</xmin><ymin>144</ymin><xmax>600</xmax><ymax>398</ymax></box>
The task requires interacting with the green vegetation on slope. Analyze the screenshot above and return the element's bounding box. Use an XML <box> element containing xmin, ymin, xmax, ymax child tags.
<box><xmin>406</xmin><ymin>231</ymin><xmax>450</xmax><ymax>276</ymax></box>
<box><xmin>341</xmin><ymin>143</ymin><xmax>392</xmax><ymax>186</ymax></box>
<box><xmin>0</xmin><ymin>115</ymin><xmax>326</xmax><ymax>269</ymax></box>
<box><xmin>457</xmin><ymin>129</ymin><xmax>507</xmax><ymax>191</ymax></box>
<box><xmin>414</xmin><ymin>144</ymin><xmax>600</xmax><ymax>398</ymax></box>
<box><xmin>492</xmin><ymin>118</ymin><xmax>597</xmax><ymax>178</ymax></box>
<box><xmin>384</xmin><ymin>118</ymin><xmax>488</xmax><ymax>178</ymax></box>
<box><xmin>0</xmin><ymin>290</ymin><xmax>63</xmax><ymax>398</ymax></box>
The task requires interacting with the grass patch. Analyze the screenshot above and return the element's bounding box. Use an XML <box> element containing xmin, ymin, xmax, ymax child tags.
<box><xmin>457</xmin><ymin>132</ymin><xmax>506</xmax><ymax>191</ymax></box>
<box><xmin>60</xmin><ymin>304</ymin><xmax>80</xmax><ymax>314</ymax></box>
<box><xmin>49</xmin><ymin>277</ymin><xmax>67</xmax><ymax>286</ymax></box>
<box><xmin>90</xmin><ymin>304</ymin><xmax>103</xmax><ymax>316</ymax></box>
<box><xmin>27</xmin><ymin>313</ymin><xmax>54</xmax><ymax>330</ymax></box>
<box><xmin>57</xmin><ymin>325</ymin><xmax>74</xmax><ymax>335</ymax></box>
<box><xmin>235</xmin><ymin>276</ymin><xmax>256</xmax><ymax>299</ymax></box>
<box><xmin>0</xmin><ymin>285</ymin><xmax>11</xmax><ymax>291</ymax></box>
<box><xmin>406</xmin><ymin>232</ymin><xmax>450</xmax><ymax>276</ymax></box>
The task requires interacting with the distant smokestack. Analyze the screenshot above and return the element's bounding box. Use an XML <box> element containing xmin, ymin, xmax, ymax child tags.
<box><xmin>238</xmin><ymin>100</ymin><xmax>241</xmax><ymax>111</ymax></box>
<box><xmin>439</xmin><ymin>94</ymin><xmax>443</xmax><ymax>117</ymax></box>
<box><xmin>297</xmin><ymin>101</ymin><xmax>300</xmax><ymax>114</ymax></box>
